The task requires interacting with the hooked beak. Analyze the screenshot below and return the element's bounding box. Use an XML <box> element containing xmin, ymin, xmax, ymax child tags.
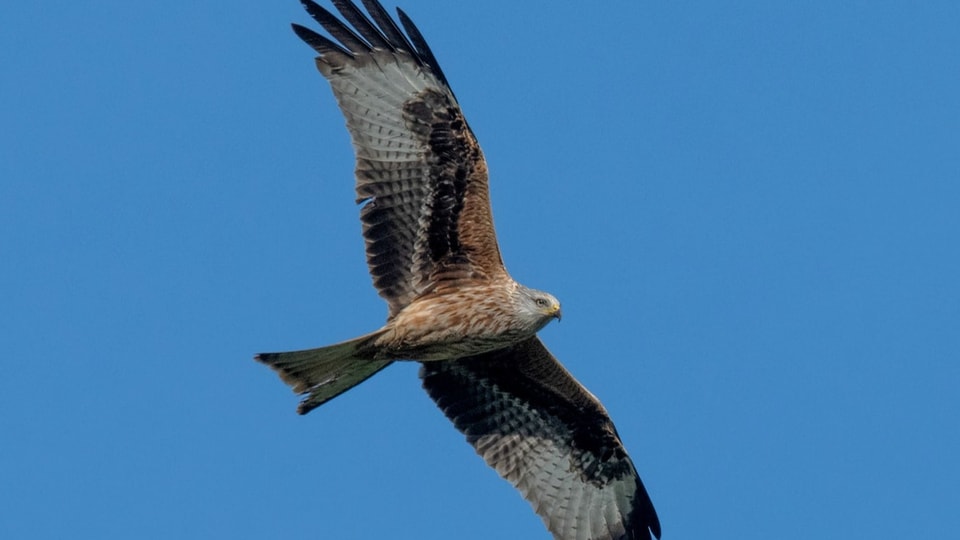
<box><xmin>551</xmin><ymin>305</ymin><xmax>562</xmax><ymax>322</ymax></box>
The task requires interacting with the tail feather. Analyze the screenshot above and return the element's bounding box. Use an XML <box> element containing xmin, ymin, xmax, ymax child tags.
<box><xmin>256</xmin><ymin>330</ymin><xmax>391</xmax><ymax>414</ymax></box>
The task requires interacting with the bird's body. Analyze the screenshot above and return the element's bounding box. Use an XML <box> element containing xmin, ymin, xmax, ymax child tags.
<box><xmin>259</xmin><ymin>277</ymin><xmax>561</xmax><ymax>413</ymax></box>
<box><xmin>380</xmin><ymin>280</ymin><xmax>560</xmax><ymax>360</ymax></box>
<box><xmin>256</xmin><ymin>1</ymin><xmax>661</xmax><ymax>539</ymax></box>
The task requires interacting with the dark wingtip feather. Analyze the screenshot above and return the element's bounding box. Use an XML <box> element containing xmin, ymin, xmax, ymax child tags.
<box><xmin>359</xmin><ymin>0</ymin><xmax>417</xmax><ymax>56</ymax></box>
<box><xmin>292</xmin><ymin>23</ymin><xmax>353</xmax><ymax>57</ymax></box>
<box><xmin>628</xmin><ymin>476</ymin><xmax>662</xmax><ymax>539</ymax></box>
<box><xmin>298</xmin><ymin>0</ymin><xmax>372</xmax><ymax>54</ymax></box>
<box><xmin>293</xmin><ymin>1</ymin><xmax>454</xmax><ymax>93</ymax></box>
<box><xmin>330</xmin><ymin>0</ymin><xmax>391</xmax><ymax>50</ymax></box>
<box><xmin>395</xmin><ymin>7</ymin><xmax>450</xmax><ymax>88</ymax></box>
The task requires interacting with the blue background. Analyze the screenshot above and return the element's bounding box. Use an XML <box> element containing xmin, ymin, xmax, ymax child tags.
<box><xmin>3</xmin><ymin>1</ymin><xmax>958</xmax><ymax>538</ymax></box>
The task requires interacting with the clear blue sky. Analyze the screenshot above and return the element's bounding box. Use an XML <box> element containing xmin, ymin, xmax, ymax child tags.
<box><xmin>3</xmin><ymin>1</ymin><xmax>958</xmax><ymax>538</ymax></box>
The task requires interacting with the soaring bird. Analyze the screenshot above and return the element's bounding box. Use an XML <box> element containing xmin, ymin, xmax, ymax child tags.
<box><xmin>256</xmin><ymin>2</ymin><xmax>661</xmax><ymax>539</ymax></box>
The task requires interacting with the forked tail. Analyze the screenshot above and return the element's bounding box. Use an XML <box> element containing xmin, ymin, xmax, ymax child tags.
<box><xmin>255</xmin><ymin>330</ymin><xmax>391</xmax><ymax>414</ymax></box>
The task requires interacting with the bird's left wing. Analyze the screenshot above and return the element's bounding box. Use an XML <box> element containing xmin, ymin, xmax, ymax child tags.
<box><xmin>420</xmin><ymin>337</ymin><xmax>661</xmax><ymax>540</ymax></box>
<box><xmin>292</xmin><ymin>0</ymin><xmax>507</xmax><ymax>317</ymax></box>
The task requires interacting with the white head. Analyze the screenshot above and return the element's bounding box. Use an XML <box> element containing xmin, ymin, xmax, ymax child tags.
<box><xmin>514</xmin><ymin>285</ymin><xmax>562</xmax><ymax>334</ymax></box>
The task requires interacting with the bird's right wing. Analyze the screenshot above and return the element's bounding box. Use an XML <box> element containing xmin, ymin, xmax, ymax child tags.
<box><xmin>293</xmin><ymin>0</ymin><xmax>507</xmax><ymax>316</ymax></box>
<box><xmin>420</xmin><ymin>337</ymin><xmax>661</xmax><ymax>540</ymax></box>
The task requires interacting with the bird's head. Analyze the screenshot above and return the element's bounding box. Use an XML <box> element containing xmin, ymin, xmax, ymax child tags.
<box><xmin>516</xmin><ymin>285</ymin><xmax>562</xmax><ymax>332</ymax></box>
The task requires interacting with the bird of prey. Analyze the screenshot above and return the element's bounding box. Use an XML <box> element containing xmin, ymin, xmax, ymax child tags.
<box><xmin>256</xmin><ymin>1</ymin><xmax>661</xmax><ymax>539</ymax></box>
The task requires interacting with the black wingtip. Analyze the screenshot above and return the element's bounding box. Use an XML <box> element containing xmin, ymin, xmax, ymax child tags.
<box><xmin>291</xmin><ymin>1</ymin><xmax>453</xmax><ymax>93</ymax></box>
<box><xmin>629</xmin><ymin>477</ymin><xmax>662</xmax><ymax>539</ymax></box>
<box><xmin>290</xmin><ymin>22</ymin><xmax>317</xmax><ymax>44</ymax></box>
<box><xmin>330</xmin><ymin>0</ymin><xmax>391</xmax><ymax>50</ymax></box>
<box><xmin>359</xmin><ymin>0</ymin><xmax>417</xmax><ymax>56</ymax></box>
<box><xmin>292</xmin><ymin>22</ymin><xmax>353</xmax><ymax>57</ymax></box>
<box><xmin>395</xmin><ymin>7</ymin><xmax>450</xmax><ymax>88</ymax></box>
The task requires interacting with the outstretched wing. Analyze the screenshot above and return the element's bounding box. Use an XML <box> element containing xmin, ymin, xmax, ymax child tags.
<box><xmin>420</xmin><ymin>337</ymin><xmax>661</xmax><ymax>540</ymax></box>
<box><xmin>293</xmin><ymin>0</ymin><xmax>506</xmax><ymax>316</ymax></box>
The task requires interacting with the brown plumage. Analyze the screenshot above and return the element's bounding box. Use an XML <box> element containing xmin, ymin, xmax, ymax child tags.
<box><xmin>255</xmin><ymin>1</ymin><xmax>660</xmax><ymax>539</ymax></box>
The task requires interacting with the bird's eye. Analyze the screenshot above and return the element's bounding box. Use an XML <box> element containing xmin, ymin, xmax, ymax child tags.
<box><xmin>535</xmin><ymin>298</ymin><xmax>549</xmax><ymax>308</ymax></box>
